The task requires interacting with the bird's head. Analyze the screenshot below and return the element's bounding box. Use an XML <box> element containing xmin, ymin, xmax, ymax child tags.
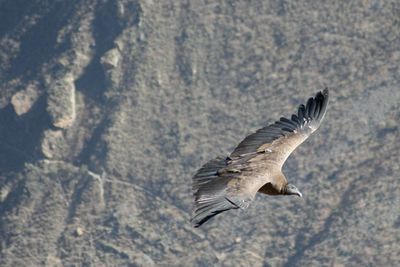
<box><xmin>284</xmin><ymin>184</ymin><xmax>302</xmax><ymax>198</ymax></box>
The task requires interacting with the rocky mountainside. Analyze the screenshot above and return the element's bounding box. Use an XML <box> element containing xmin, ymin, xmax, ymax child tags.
<box><xmin>0</xmin><ymin>1</ymin><xmax>399</xmax><ymax>266</ymax></box>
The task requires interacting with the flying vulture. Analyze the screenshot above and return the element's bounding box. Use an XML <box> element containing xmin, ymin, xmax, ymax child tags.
<box><xmin>191</xmin><ymin>89</ymin><xmax>329</xmax><ymax>227</ymax></box>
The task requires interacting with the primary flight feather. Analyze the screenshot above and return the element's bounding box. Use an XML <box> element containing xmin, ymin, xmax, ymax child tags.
<box><xmin>191</xmin><ymin>89</ymin><xmax>329</xmax><ymax>227</ymax></box>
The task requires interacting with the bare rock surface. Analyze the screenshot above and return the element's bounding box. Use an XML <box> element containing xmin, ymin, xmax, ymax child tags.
<box><xmin>0</xmin><ymin>1</ymin><xmax>399</xmax><ymax>266</ymax></box>
<box><xmin>46</xmin><ymin>73</ymin><xmax>77</xmax><ymax>129</ymax></box>
<box><xmin>11</xmin><ymin>83</ymin><xmax>40</xmax><ymax>116</ymax></box>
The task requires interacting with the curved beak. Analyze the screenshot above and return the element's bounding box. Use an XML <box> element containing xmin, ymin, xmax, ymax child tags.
<box><xmin>286</xmin><ymin>184</ymin><xmax>303</xmax><ymax>198</ymax></box>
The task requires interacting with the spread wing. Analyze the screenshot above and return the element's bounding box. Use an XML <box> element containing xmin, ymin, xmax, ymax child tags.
<box><xmin>191</xmin><ymin>89</ymin><xmax>329</xmax><ymax>227</ymax></box>
<box><xmin>191</xmin><ymin>156</ymin><xmax>254</xmax><ymax>227</ymax></box>
<box><xmin>230</xmin><ymin>89</ymin><xmax>329</xmax><ymax>166</ymax></box>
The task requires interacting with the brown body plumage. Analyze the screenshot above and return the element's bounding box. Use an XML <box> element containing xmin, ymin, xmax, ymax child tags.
<box><xmin>191</xmin><ymin>89</ymin><xmax>329</xmax><ymax>227</ymax></box>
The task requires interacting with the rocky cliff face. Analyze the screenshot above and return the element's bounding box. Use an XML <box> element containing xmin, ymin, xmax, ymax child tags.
<box><xmin>0</xmin><ymin>1</ymin><xmax>399</xmax><ymax>266</ymax></box>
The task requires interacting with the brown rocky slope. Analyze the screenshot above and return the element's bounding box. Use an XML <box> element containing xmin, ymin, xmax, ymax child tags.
<box><xmin>0</xmin><ymin>1</ymin><xmax>399</xmax><ymax>266</ymax></box>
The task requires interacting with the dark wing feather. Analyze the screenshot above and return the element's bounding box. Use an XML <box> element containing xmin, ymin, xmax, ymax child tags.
<box><xmin>191</xmin><ymin>157</ymin><xmax>252</xmax><ymax>227</ymax></box>
<box><xmin>230</xmin><ymin>89</ymin><xmax>329</xmax><ymax>162</ymax></box>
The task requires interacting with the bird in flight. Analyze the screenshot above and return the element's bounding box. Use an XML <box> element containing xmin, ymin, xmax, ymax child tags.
<box><xmin>191</xmin><ymin>89</ymin><xmax>329</xmax><ymax>227</ymax></box>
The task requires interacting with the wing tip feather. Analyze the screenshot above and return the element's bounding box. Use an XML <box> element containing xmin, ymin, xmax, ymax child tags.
<box><xmin>191</xmin><ymin>196</ymin><xmax>239</xmax><ymax>227</ymax></box>
<box><xmin>229</xmin><ymin>89</ymin><xmax>329</xmax><ymax>157</ymax></box>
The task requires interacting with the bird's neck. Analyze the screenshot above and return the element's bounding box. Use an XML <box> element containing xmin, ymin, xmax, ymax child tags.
<box><xmin>281</xmin><ymin>184</ymin><xmax>290</xmax><ymax>195</ymax></box>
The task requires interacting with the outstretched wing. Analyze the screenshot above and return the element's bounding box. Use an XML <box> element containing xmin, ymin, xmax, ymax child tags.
<box><xmin>230</xmin><ymin>89</ymin><xmax>329</xmax><ymax>167</ymax></box>
<box><xmin>191</xmin><ymin>156</ymin><xmax>255</xmax><ymax>227</ymax></box>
